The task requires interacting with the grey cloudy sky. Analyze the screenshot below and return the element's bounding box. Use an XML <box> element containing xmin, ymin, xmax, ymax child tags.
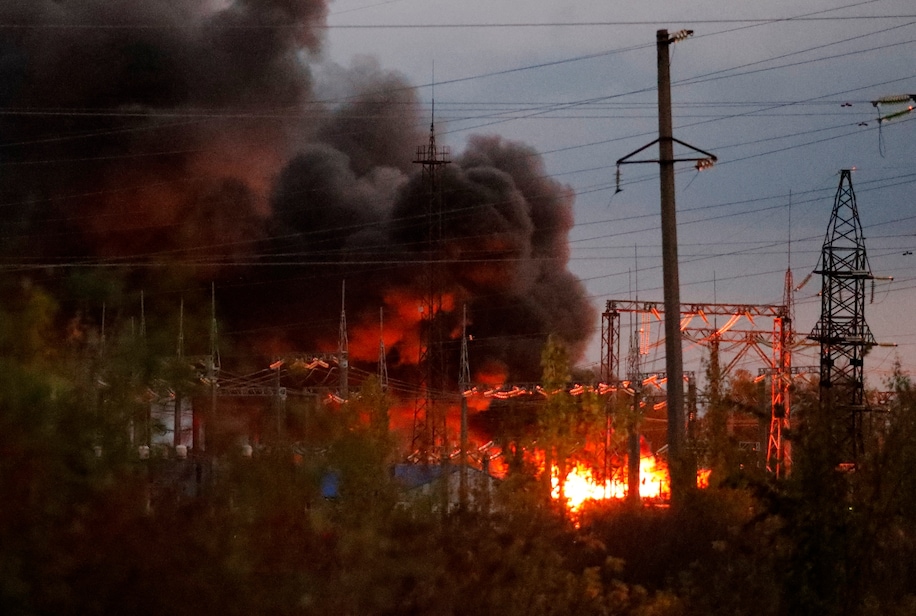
<box><xmin>323</xmin><ymin>0</ymin><xmax>916</xmax><ymax>386</ymax></box>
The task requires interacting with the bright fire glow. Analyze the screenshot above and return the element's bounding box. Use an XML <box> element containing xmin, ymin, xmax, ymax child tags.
<box><xmin>551</xmin><ymin>458</ymin><xmax>711</xmax><ymax>511</ymax></box>
<box><xmin>697</xmin><ymin>468</ymin><xmax>712</xmax><ymax>489</ymax></box>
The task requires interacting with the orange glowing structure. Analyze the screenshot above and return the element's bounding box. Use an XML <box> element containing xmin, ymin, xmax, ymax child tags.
<box><xmin>551</xmin><ymin>456</ymin><xmax>713</xmax><ymax>512</ymax></box>
<box><xmin>602</xmin><ymin>300</ymin><xmax>792</xmax><ymax>477</ymax></box>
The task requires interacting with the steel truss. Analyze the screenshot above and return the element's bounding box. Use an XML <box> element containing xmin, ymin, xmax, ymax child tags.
<box><xmin>601</xmin><ymin>300</ymin><xmax>792</xmax><ymax>475</ymax></box>
<box><xmin>411</xmin><ymin>115</ymin><xmax>451</xmax><ymax>461</ymax></box>
<box><xmin>808</xmin><ymin>170</ymin><xmax>875</xmax><ymax>466</ymax></box>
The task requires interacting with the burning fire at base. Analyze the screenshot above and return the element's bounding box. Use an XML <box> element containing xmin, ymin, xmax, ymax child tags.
<box><xmin>551</xmin><ymin>458</ymin><xmax>712</xmax><ymax>512</ymax></box>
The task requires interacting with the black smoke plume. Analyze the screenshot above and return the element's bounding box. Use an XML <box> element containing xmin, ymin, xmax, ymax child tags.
<box><xmin>0</xmin><ymin>1</ymin><xmax>595</xmax><ymax>384</ymax></box>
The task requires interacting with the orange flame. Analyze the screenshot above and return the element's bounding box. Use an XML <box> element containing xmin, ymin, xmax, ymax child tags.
<box><xmin>696</xmin><ymin>468</ymin><xmax>712</xmax><ymax>489</ymax></box>
<box><xmin>552</xmin><ymin>457</ymin><xmax>670</xmax><ymax>511</ymax></box>
<box><xmin>551</xmin><ymin>457</ymin><xmax>712</xmax><ymax>511</ymax></box>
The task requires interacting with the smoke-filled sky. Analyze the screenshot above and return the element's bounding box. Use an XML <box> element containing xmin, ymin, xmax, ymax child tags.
<box><xmin>3</xmin><ymin>0</ymin><xmax>916</xmax><ymax>392</ymax></box>
<box><xmin>320</xmin><ymin>0</ymin><xmax>916</xmax><ymax>387</ymax></box>
<box><xmin>0</xmin><ymin>0</ymin><xmax>595</xmax><ymax>385</ymax></box>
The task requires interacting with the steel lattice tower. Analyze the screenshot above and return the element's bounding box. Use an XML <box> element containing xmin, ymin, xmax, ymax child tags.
<box><xmin>378</xmin><ymin>307</ymin><xmax>389</xmax><ymax>391</ymax></box>
<box><xmin>338</xmin><ymin>281</ymin><xmax>349</xmax><ymax>401</ymax></box>
<box><xmin>764</xmin><ymin>259</ymin><xmax>794</xmax><ymax>477</ymax></box>
<box><xmin>600</xmin><ymin>302</ymin><xmax>620</xmax><ymax>383</ymax></box>
<box><xmin>807</xmin><ymin>170</ymin><xmax>875</xmax><ymax>465</ymax></box>
<box><xmin>458</xmin><ymin>305</ymin><xmax>470</xmax><ymax>509</ymax></box>
<box><xmin>410</xmin><ymin>110</ymin><xmax>450</xmax><ymax>460</ymax></box>
<box><xmin>625</xmin><ymin>315</ymin><xmax>643</xmax><ymax>502</ymax></box>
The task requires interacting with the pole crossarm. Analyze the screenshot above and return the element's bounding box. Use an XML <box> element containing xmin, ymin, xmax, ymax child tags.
<box><xmin>615</xmin><ymin>137</ymin><xmax>718</xmax><ymax>192</ymax></box>
<box><xmin>613</xmin><ymin>28</ymin><xmax>716</xmax><ymax>505</ymax></box>
<box><xmin>616</xmin><ymin>137</ymin><xmax>718</xmax><ymax>166</ymax></box>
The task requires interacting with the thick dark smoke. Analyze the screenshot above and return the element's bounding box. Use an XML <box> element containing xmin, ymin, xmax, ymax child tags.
<box><xmin>0</xmin><ymin>1</ymin><xmax>595</xmax><ymax>383</ymax></box>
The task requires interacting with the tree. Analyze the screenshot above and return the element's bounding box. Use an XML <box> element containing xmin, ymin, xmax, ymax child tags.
<box><xmin>538</xmin><ymin>334</ymin><xmax>579</xmax><ymax>508</ymax></box>
<box><xmin>702</xmin><ymin>337</ymin><xmax>730</xmax><ymax>483</ymax></box>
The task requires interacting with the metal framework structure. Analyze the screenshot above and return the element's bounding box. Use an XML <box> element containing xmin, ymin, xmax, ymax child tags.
<box><xmin>145</xmin><ymin>289</ymin><xmax>348</xmax><ymax>457</ymax></box>
<box><xmin>808</xmin><ymin>170</ymin><xmax>875</xmax><ymax>465</ymax></box>
<box><xmin>625</xmin><ymin>317</ymin><xmax>643</xmax><ymax>501</ymax></box>
<box><xmin>152</xmin><ymin>288</ymin><xmax>220</xmax><ymax>455</ymax></box>
<box><xmin>411</xmin><ymin>110</ymin><xmax>451</xmax><ymax>460</ymax></box>
<box><xmin>195</xmin><ymin>352</ymin><xmax>341</xmax><ymax>447</ymax></box>
<box><xmin>378</xmin><ymin>307</ymin><xmax>389</xmax><ymax>391</ymax></box>
<box><xmin>758</xmin><ymin>364</ymin><xmax>818</xmax><ymax>471</ymax></box>
<box><xmin>601</xmin><ymin>300</ymin><xmax>792</xmax><ymax>474</ymax></box>
<box><xmin>459</xmin><ymin>305</ymin><xmax>470</xmax><ymax>509</ymax></box>
<box><xmin>338</xmin><ymin>282</ymin><xmax>349</xmax><ymax>401</ymax></box>
<box><xmin>770</xmin><ymin>252</ymin><xmax>796</xmax><ymax>476</ymax></box>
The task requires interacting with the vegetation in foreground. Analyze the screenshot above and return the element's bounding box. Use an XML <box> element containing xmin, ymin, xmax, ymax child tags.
<box><xmin>2</xmin><ymin>277</ymin><xmax>916</xmax><ymax>616</ymax></box>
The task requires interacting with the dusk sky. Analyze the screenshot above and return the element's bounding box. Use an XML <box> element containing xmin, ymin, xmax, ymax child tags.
<box><xmin>2</xmin><ymin>0</ymin><xmax>915</xmax><ymax>391</ymax></box>
<box><xmin>323</xmin><ymin>0</ymin><xmax>916</xmax><ymax>386</ymax></box>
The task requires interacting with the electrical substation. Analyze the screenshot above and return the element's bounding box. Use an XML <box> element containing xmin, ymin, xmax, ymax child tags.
<box><xmin>104</xmin><ymin>32</ymin><xmax>890</xmax><ymax>512</ymax></box>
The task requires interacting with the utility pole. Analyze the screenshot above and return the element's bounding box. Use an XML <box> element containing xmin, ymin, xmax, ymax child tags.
<box><xmin>616</xmin><ymin>29</ymin><xmax>716</xmax><ymax>506</ymax></box>
<box><xmin>459</xmin><ymin>304</ymin><xmax>470</xmax><ymax>511</ymax></box>
<box><xmin>656</xmin><ymin>30</ymin><xmax>686</xmax><ymax>503</ymax></box>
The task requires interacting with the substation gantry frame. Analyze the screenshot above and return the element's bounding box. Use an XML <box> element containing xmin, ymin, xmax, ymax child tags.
<box><xmin>601</xmin><ymin>300</ymin><xmax>794</xmax><ymax>476</ymax></box>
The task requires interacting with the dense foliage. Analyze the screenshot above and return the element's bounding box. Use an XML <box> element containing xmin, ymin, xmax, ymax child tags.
<box><xmin>2</xmin><ymin>276</ymin><xmax>916</xmax><ymax>615</ymax></box>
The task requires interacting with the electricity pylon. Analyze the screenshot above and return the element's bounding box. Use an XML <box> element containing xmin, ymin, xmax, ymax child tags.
<box><xmin>807</xmin><ymin>170</ymin><xmax>875</xmax><ymax>466</ymax></box>
<box><xmin>411</xmin><ymin>107</ymin><xmax>451</xmax><ymax>461</ymax></box>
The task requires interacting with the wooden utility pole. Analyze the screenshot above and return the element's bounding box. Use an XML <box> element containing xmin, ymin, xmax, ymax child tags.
<box><xmin>656</xmin><ymin>29</ymin><xmax>689</xmax><ymax>504</ymax></box>
<box><xmin>616</xmin><ymin>29</ymin><xmax>716</xmax><ymax>506</ymax></box>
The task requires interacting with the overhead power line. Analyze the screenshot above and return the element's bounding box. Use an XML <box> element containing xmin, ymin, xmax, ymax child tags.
<box><xmin>324</xmin><ymin>16</ymin><xmax>916</xmax><ymax>27</ymax></box>
<box><xmin>6</xmin><ymin>16</ymin><xmax>916</xmax><ymax>30</ymax></box>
